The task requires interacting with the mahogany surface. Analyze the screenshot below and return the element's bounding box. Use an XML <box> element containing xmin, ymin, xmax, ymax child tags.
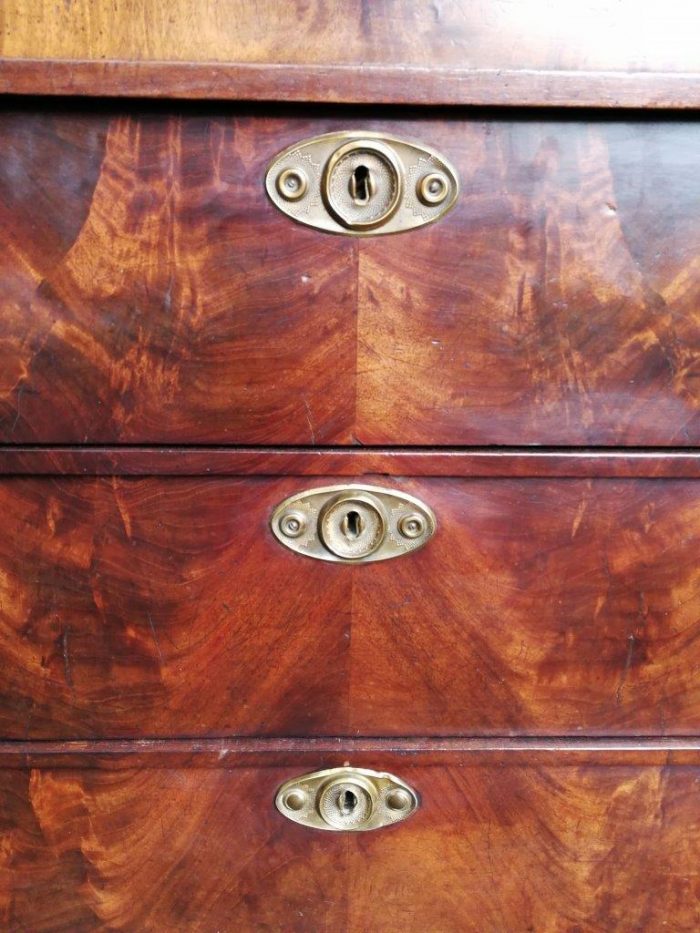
<box><xmin>2</xmin><ymin>107</ymin><xmax>700</xmax><ymax>445</ymax></box>
<box><xmin>1</xmin><ymin>1</ymin><xmax>700</xmax><ymax>108</ymax></box>
<box><xmin>2</xmin><ymin>3</ymin><xmax>700</xmax><ymax>927</ymax></box>
<box><xmin>1</xmin><ymin>474</ymin><xmax>698</xmax><ymax>739</ymax></box>
<box><xmin>0</xmin><ymin>751</ymin><xmax>698</xmax><ymax>931</ymax></box>
<box><xmin>4</xmin><ymin>61</ymin><xmax>700</xmax><ymax>109</ymax></box>
<box><xmin>1</xmin><ymin>0</ymin><xmax>696</xmax><ymax>71</ymax></box>
<box><xmin>3</xmin><ymin>446</ymin><xmax>700</xmax><ymax>478</ymax></box>
<box><xmin>0</xmin><ymin>736</ymin><xmax>698</xmax><ymax>770</ymax></box>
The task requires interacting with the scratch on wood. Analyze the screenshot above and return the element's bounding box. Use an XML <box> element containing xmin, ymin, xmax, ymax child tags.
<box><xmin>570</xmin><ymin>497</ymin><xmax>588</xmax><ymax>539</ymax></box>
<box><xmin>302</xmin><ymin>395</ymin><xmax>317</xmax><ymax>444</ymax></box>
<box><xmin>147</xmin><ymin>612</ymin><xmax>165</xmax><ymax>666</ymax></box>
<box><xmin>111</xmin><ymin>477</ymin><xmax>133</xmax><ymax>538</ymax></box>
<box><xmin>11</xmin><ymin>383</ymin><xmax>25</xmax><ymax>434</ymax></box>
<box><xmin>616</xmin><ymin>633</ymin><xmax>636</xmax><ymax>706</ymax></box>
<box><xmin>61</xmin><ymin>628</ymin><xmax>74</xmax><ymax>688</ymax></box>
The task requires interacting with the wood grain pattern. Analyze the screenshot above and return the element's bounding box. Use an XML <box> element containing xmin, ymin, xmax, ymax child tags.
<box><xmin>3</xmin><ymin>6</ymin><xmax>699</xmax><ymax>928</ymax></box>
<box><xmin>2</xmin><ymin>107</ymin><xmax>700</xmax><ymax>445</ymax></box>
<box><xmin>357</xmin><ymin>117</ymin><xmax>700</xmax><ymax>446</ymax></box>
<box><xmin>1</xmin><ymin>474</ymin><xmax>699</xmax><ymax>739</ymax></box>
<box><xmin>0</xmin><ymin>108</ymin><xmax>357</xmax><ymax>445</ymax></box>
<box><xmin>4</xmin><ymin>446</ymin><xmax>700</xmax><ymax>478</ymax></box>
<box><xmin>3</xmin><ymin>1</ymin><xmax>700</xmax><ymax>106</ymax></box>
<box><xmin>1</xmin><ymin>0</ymin><xmax>699</xmax><ymax>73</ymax></box>
<box><xmin>4</xmin><ymin>61</ymin><xmax>700</xmax><ymax>109</ymax></box>
<box><xmin>1</xmin><ymin>735</ymin><xmax>700</xmax><ymax>770</ymax></box>
<box><xmin>0</xmin><ymin>751</ymin><xmax>698</xmax><ymax>931</ymax></box>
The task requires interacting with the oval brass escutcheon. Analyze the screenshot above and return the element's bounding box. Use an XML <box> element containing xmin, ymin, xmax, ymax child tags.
<box><xmin>271</xmin><ymin>484</ymin><xmax>436</xmax><ymax>563</ymax></box>
<box><xmin>276</xmin><ymin>767</ymin><xmax>419</xmax><ymax>832</ymax></box>
<box><xmin>265</xmin><ymin>131</ymin><xmax>459</xmax><ymax>236</ymax></box>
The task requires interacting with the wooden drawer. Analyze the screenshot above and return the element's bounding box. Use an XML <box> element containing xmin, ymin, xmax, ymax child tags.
<box><xmin>2</xmin><ymin>105</ymin><xmax>700</xmax><ymax>445</ymax></box>
<box><xmin>3</xmin><ymin>2</ymin><xmax>700</xmax><ymax>930</ymax></box>
<box><xmin>1</xmin><ymin>742</ymin><xmax>698</xmax><ymax>931</ymax></box>
<box><xmin>1</xmin><ymin>460</ymin><xmax>699</xmax><ymax>739</ymax></box>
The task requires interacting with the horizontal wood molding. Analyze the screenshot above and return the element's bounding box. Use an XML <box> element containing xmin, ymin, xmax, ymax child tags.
<box><xmin>2</xmin><ymin>60</ymin><xmax>700</xmax><ymax>108</ymax></box>
<box><xmin>2</xmin><ymin>447</ymin><xmax>700</xmax><ymax>478</ymax></box>
<box><xmin>0</xmin><ymin>736</ymin><xmax>699</xmax><ymax>770</ymax></box>
<box><xmin>2</xmin><ymin>1</ymin><xmax>700</xmax><ymax>107</ymax></box>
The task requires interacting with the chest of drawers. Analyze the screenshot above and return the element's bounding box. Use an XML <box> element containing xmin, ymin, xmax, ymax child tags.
<box><xmin>1</xmin><ymin>2</ymin><xmax>700</xmax><ymax>930</ymax></box>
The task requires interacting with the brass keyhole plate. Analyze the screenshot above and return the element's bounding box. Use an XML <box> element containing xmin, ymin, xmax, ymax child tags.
<box><xmin>265</xmin><ymin>131</ymin><xmax>459</xmax><ymax>236</ymax></box>
<box><xmin>276</xmin><ymin>767</ymin><xmax>419</xmax><ymax>832</ymax></box>
<box><xmin>271</xmin><ymin>484</ymin><xmax>436</xmax><ymax>564</ymax></box>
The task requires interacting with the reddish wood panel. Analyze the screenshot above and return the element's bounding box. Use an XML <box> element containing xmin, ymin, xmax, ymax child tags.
<box><xmin>0</xmin><ymin>108</ymin><xmax>357</xmax><ymax>445</ymax></box>
<box><xmin>1</xmin><ymin>475</ymin><xmax>699</xmax><ymax>739</ymax></box>
<box><xmin>3</xmin><ymin>446</ymin><xmax>700</xmax><ymax>478</ymax></box>
<box><xmin>0</xmin><ymin>753</ymin><xmax>698</xmax><ymax>931</ymax></box>
<box><xmin>2</xmin><ymin>108</ymin><xmax>700</xmax><ymax>445</ymax></box>
<box><xmin>3</xmin><ymin>61</ymin><xmax>700</xmax><ymax>109</ymax></box>
<box><xmin>1</xmin><ymin>736</ymin><xmax>699</xmax><ymax>771</ymax></box>
<box><xmin>357</xmin><ymin>117</ymin><xmax>700</xmax><ymax>445</ymax></box>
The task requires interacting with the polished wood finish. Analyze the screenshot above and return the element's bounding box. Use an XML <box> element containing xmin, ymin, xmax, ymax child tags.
<box><xmin>3</xmin><ymin>446</ymin><xmax>700</xmax><ymax>478</ymax></box>
<box><xmin>2</xmin><ymin>736</ymin><xmax>700</xmax><ymax>770</ymax></box>
<box><xmin>4</xmin><ymin>61</ymin><xmax>700</xmax><ymax>109</ymax></box>
<box><xmin>2</xmin><ymin>107</ymin><xmax>700</xmax><ymax>445</ymax></box>
<box><xmin>357</xmin><ymin>117</ymin><xmax>700</xmax><ymax>446</ymax></box>
<box><xmin>0</xmin><ymin>107</ymin><xmax>357</xmax><ymax>445</ymax></box>
<box><xmin>3</xmin><ymin>5</ymin><xmax>699</xmax><ymax>925</ymax></box>
<box><xmin>1</xmin><ymin>474</ymin><xmax>698</xmax><ymax>738</ymax></box>
<box><xmin>0</xmin><ymin>749</ymin><xmax>698</xmax><ymax>931</ymax></box>
<box><xmin>2</xmin><ymin>1</ymin><xmax>700</xmax><ymax>107</ymax></box>
<box><xmin>2</xmin><ymin>0</ymin><xmax>697</xmax><ymax>71</ymax></box>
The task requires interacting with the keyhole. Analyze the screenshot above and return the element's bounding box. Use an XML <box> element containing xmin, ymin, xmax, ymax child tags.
<box><xmin>349</xmin><ymin>164</ymin><xmax>374</xmax><ymax>204</ymax></box>
<box><xmin>342</xmin><ymin>510</ymin><xmax>364</xmax><ymax>539</ymax></box>
<box><xmin>340</xmin><ymin>789</ymin><xmax>358</xmax><ymax>815</ymax></box>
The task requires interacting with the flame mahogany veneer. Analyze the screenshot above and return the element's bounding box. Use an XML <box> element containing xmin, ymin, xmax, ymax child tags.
<box><xmin>0</xmin><ymin>748</ymin><xmax>699</xmax><ymax>931</ymax></box>
<box><xmin>0</xmin><ymin>474</ymin><xmax>699</xmax><ymax>739</ymax></box>
<box><xmin>1</xmin><ymin>107</ymin><xmax>700</xmax><ymax>446</ymax></box>
<box><xmin>2</xmin><ymin>3</ymin><xmax>700</xmax><ymax>927</ymax></box>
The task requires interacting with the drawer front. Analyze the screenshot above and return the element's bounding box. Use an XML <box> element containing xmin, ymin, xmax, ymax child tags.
<box><xmin>2</xmin><ymin>107</ymin><xmax>699</xmax><ymax>445</ymax></box>
<box><xmin>1</xmin><ymin>474</ymin><xmax>699</xmax><ymax>738</ymax></box>
<box><xmin>1</xmin><ymin>748</ymin><xmax>698</xmax><ymax>931</ymax></box>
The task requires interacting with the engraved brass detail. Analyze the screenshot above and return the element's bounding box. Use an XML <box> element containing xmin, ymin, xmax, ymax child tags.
<box><xmin>276</xmin><ymin>167</ymin><xmax>308</xmax><ymax>201</ymax></box>
<box><xmin>417</xmin><ymin>171</ymin><xmax>450</xmax><ymax>205</ymax></box>
<box><xmin>323</xmin><ymin>139</ymin><xmax>403</xmax><ymax>230</ymax></box>
<box><xmin>265</xmin><ymin>131</ymin><xmax>459</xmax><ymax>236</ymax></box>
<box><xmin>276</xmin><ymin>767</ymin><xmax>419</xmax><ymax>832</ymax></box>
<box><xmin>271</xmin><ymin>484</ymin><xmax>436</xmax><ymax>563</ymax></box>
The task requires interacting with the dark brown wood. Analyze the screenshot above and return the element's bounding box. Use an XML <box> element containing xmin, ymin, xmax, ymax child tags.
<box><xmin>0</xmin><ymin>750</ymin><xmax>698</xmax><ymax>930</ymax></box>
<box><xmin>357</xmin><ymin>117</ymin><xmax>700</xmax><ymax>447</ymax></box>
<box><xmin>1</xmin><ymin>736</ymin><xmax>699</xmax><ymax>771</ymax></box>
<box><xmin>0</xmin><ymin>108</ymin><xmax>358</xmax><ymax>445</ymax></box>
<box><xmin>3</xmin><ymin>3</ymin><xmax>700</xmax><ymax>927</ymax></box>
<box><xmin>0</xmin><ymin>105</ymin><xmax>356</xmax><ymax>443</ymax></box>
<box><xmin>1</xmin><ymin>474</ymin><xmax>699</xmax><ymax>739</ymax></box>
<box><xmin>2</xmin><ymin>107</ymin><xmax>700</xmax><ymax>445</ymax></box>
<box><xmin>3</xmin><ymin>446</ymin><xmax>700</xmax><ymax>478</ymax></box>
<box><xmin>4</xmin><ymin>60</ymin><xmax>700</xmax><ymax>109</ymax></box>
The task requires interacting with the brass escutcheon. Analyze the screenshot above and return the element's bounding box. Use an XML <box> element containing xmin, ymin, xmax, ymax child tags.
<box><xmin>265</xmin><ymin>131</ymin><xmax>459</xmax><ymax>236</ymax></box>
<box><xmin>276</xmin><ymin>767</ymin><xmax>419</xmax><ymax>832</ymax></box>
<box><xmin>271</xmin><ymin>484</ymin><xmax>436</xmax><ymax>563</ymax></box>
<box><xmin>276</xmin><ymin>167</ymin><xmax>308</xmax><ymax>201</ymax></box>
